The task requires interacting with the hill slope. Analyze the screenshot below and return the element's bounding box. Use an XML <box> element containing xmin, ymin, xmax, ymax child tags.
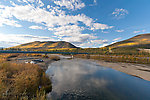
<box><xmin>10</xmin><ymin>41</ymin><xmax>78</xmax><ymax>50</ymax></box>
<box><xmin>106</xmin><ymin>33</ymin><xmax>150</xmax><ymax>54</ymax></box>
<box><xmin>108</xmin><ymin>33</ymin><xmax>150</xmax><ymax>49</ymax></box>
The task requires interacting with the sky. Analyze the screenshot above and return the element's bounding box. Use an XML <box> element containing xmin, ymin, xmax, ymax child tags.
<box><xmin>0</xmin><ymin>0</ymin><xmax>150</xmax><ymax>48</ymax></box>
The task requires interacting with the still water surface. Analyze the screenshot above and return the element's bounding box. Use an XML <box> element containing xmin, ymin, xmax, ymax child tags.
<box><xmin>46</xmin><ymin>59</ymin><xmax>150</xmax><ymax>100</ymax></box>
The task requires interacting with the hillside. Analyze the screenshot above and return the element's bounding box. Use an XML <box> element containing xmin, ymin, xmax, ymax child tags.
<box><xmin>6</xmin><ymin>34</ymin><xmax>150</xmax><ymax>54</ymax></box>
<box><xmin>108</xmin><ymin>33</ymin><xmax>150</xmax><ymax>49</ymax></box>
<box><xmin>9</xmin><ymin>41</ymin><xmax>78</xmax><ymax>50</ymax></box>
<box><xmin>106</xmin><ymin>33</ymin><xmax>150</xmax><ymax>54</ymax></box>
<box><xmin>78</xmin><ymin>33</ymin><xmax>150</xmax><ymax>54</ymax></box>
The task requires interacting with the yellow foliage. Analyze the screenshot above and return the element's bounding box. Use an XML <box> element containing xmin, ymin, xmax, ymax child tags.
<box><xmin>38</xmin><ymin>42</ymin><xmax>47</xmax><ymax>47</ymax></box>
<box><xmin>48</xmin><ymin>48</ymin><xmax>76</xmax><ymax>51</ymax></box>
<box><xmin>19</xmin><ymin>42</ymin><xmax>40</xmax><ymax>48</ymax></box>
<box><xmin>48</xmin><ymin>43</ymin><xmax>58</xmax><ymax>48</ymax></box>
<box><xmin>12</xmin><ymin>42</ymin><xmax>47</xmax><ymax>49</ymax></box>
<box><xmin>141</xmin><ymin>39</ymin><xmax>148</xmax><ymax>41</ymax></box>
<box><xmin>118</xmin><ymin>42</ymin><xmax>139</xmax><ymax>47</ymax></box>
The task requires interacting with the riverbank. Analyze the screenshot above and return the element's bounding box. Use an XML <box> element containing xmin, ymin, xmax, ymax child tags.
<box><xmin>6</xmin><ymin>54</ymin><xmax>61</xmax><ymax>71</ymax></box>
<box><xmin>0</xmin><ymin>61</ymin><xmax>52</xmax><ymax>99</ymax></box>
<box><xmin>94</xmin><ymin>60</ymin><xmax>150</xmax><ymax>81</ymax></box>
<box><xmin>74</xmin><ymin>54</ymin><xmax>150</xmax><ymax>81</ymax></box>
<box><xmin>0</xmin><ymin>53</ymin><xmax>61</xmax><ymax>99</ymax></box>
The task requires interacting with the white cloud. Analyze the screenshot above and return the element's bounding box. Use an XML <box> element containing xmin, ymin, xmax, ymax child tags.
<box><xmin>0</xmin><ymin>33</ymin><xmax>56</xmax><ymax>47</ymax></box>
<box><xmin>53</xmin><ymin>0</ymin><xmax>85</xmax><ymax>10</ymax></box>
<box><xmin>115</xmin><ymin>30</ymin><xmax>124</xmax><ymax>32</ymax></box>
<box><xmin>113</xmin><ymin>37</ymin><xmax>121</xmax><ymax>41</ymax></box>
<box><xmin>0</xmin><ymin>4</ymin><xmax>112</xmax><ymax>30</ymax></box>
<box><xmin>0</xmin><ymin>4</ymin><xmax>22</xmax><ymax>27</ymax></box>
<box><xmin>47</xmin><ymin>5</ymin><xmax>50</xmax><ymax>9</ymax></box>
<box><xmin>17</xmin><ymin>0</ymin><xmax>44</xmax><ymax>7</ymax></box>
<box><xmin>89</xmin><ymin>0</ymin><xmax>97</xmax><ymax>6</ymax></box>
<box><xmin>91</xmin><ymin>39</ymin><xmax>108</xmax><ymax>44</ymax></box>
<box><xmin>94</xmin><ymin>0</ymin><xmax>97</xmax><ymax>4</ymax></box>
<box><xmin>0</xmin><ymin>17</ymin><xmax>22</xmax><ymax>27</ymax></box>
<box><xmin>133</xmin><ymin>31</ymin><xmax>140</xmax><ymax>33</ymax></box>
<box><xmin>0</xmin><ymin>31</ymin><xmax>108</xmax><ymax>48</ymax></box>
<box><xmin>49</xmin><ymin>24</ymin><xmax>84</xmax><ymax>37</ymax></box>
<box><xmin>112</xmin><ymin>8</ymin><xmax>128</xmax><ymax>19</ymax></box>
<box><xmin>91</xmin><ymin>23</ymin><xmax>113</xmax><ymax>30</ymax></box>
<box><xmin>0</xmin><ymin>0</ymin><xmax>114</xmax><ymax>48</ymax></box>
<box><xmin>29</xmin><ymin>25</ymin><xmax>43</xmax><ymax>30</ymax></box>
<box><xmin>102</xmin><ymin>31</ymin><xmax>109</xmax><ymax>33</ymax></box>
<box><xmin>63</xmin><ymin>34</ymin><xmax>96</xmax><ymax>43</ymax></box>
<box><xmin>100</xmin><ymin>43</ymin><xmax>109</xmax><ymax>47</ymax></box>
<box><xmin>133</xmin><ymin>30</ymin><xmax>145</xmax><ymax>33</ymax></box>
<box><xmin>79</xmin><ymin>39</ymin><xmax>109</xmax><ymax>48</ymax></box>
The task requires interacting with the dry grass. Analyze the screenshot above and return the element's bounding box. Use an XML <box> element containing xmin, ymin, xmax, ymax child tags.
<box><xmin>0</xmin><ymin>53</ymin><xmax>45</xmax><ymax>62</ymax></box>
<box><xmin>118</xmin><ymin>42</ymin><xmax>139</xmax><ymax>47</ymax></box>
<box><xmin>0</xmin><ymin>61</ymin><xmax>51</xmax><ymax>99</ymax></box>
<box><xmin>49</xmin><ymin>55</ymin><xmax>60</xmax><ymax>61</ymax></box>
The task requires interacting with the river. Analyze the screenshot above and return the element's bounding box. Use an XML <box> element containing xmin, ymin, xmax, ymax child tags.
<box><xmin>46</xmin><ymin>58</ymin><xmax>150</xmax><ymax>100</ymax></box>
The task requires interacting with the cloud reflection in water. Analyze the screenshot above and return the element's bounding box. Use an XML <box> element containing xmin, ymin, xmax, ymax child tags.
<box><xmin>46</xmin><ymin>59</ymin><xmax>111</xmax><ymax>99</ymax></box>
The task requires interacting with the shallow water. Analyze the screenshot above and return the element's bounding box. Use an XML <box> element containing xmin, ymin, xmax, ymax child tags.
<box><xmin>46</xmin><ymin>59</ymin><xmax>150</xmax><ymax>100</ymax></box>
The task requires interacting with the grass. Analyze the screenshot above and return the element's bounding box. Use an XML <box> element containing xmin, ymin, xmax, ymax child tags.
<box><xmin>49</xmin><ymin>55</ymin><xmax>60</xmax><ymax>61</ymax></box>
<box><xmin>0</xmin><ymin>54</ymin><xmax>52</xmax><ymax>100</ymax></box>
<box><xmin>74</xmin><ymin>54</ymin><xmax>150</xmax><ymax>64</ymax></box>
<box><xmin>117</xmin><ymin>42</ymin><xmax>139</xmax><ymax>47</ymax></box>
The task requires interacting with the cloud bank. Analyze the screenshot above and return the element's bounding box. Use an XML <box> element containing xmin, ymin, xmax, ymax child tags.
<box><xmin>0</xmin><ymin>0</ymin><xmax>113</xmax><ymax>47</ymax></box>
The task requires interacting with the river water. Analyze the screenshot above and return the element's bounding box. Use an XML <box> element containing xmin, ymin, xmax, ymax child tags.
<box><xmin>46</xmin><ymin>59</ymin><xmax>150</xmax><ymax>100</ymax></box>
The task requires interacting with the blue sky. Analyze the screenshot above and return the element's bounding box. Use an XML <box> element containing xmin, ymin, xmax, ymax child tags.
<box><xmin>0</xmin><ymin>0</ymin><xmax>150</xmax><ymax>48</ymax></box>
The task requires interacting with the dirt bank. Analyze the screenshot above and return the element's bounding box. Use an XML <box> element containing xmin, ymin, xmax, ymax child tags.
<box><xmin>96</xmin><ymin>60</ymin><xmax>150</xmax><ymax>81</ymax></box>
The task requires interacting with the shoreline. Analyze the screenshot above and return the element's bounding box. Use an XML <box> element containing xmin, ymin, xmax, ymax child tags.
<box><xmin>9</xmin><ymin>54</ymin><xmax>62</xmax><ymax>71</ymax></box>
<box><xmin>15</xmin><ymin>54</ymin><xmax>150</xmax><ymax>82</ymax></box>
<box><xmin>94</xmin><ymin>60</ymin><xmax>150</xmax><ymax>81</ymax></box>
<box><xmin>37</xmin><ymin>59</ymin><xmax>54</xmax><ymax>71</ymax></box>
<box><xmin>41</xmin><ymin>56</ymin><xmax>150</xmax><ymax>82</ymax></box>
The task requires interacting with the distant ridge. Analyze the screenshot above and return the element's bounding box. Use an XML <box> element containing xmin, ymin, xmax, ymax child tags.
<box><xmin>103</xmin><ymin>33</ymin><xmax>150</xmax><ymax>54</ymax></box>
<box><xmin>7</xmin><ymin>33</ymin><xmax>150</xmax><ymax>53</ymax></box>
<box><xmin>107</xmin><ymin>33</ymin><xmax>150</xmax><ymax>49</ymax></box>
<box><xmin>9</xmin><ymin>41</ymin><xmax>78</xmax><ymax>50</ymax></box>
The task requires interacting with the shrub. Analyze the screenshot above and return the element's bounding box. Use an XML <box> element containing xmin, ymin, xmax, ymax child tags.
<box><xmin>49</xmin><ymin>55</ymin><xmax>60</xmax><ymax>61</ymax></box>
<box><xmin>0</xmin><ymin>62</ymin><xmax>52</xmax><ymax>100</ymax></box>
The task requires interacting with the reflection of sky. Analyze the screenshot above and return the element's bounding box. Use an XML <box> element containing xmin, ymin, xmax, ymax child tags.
<box><xmin>46</xmin><ymin>59</ymin><xmax>110</xmax><ymax>99</ymax></box>
<box><xmin>46</xmin><ymin>59</ymin><xmax>150</xmax><ymax>100</ymax></box>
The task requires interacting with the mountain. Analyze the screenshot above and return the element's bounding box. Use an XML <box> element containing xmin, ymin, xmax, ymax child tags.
<box><xmin>9</xmin><ymin>41</ymin><xmax>78</xmax><ymax>50</ymax></box>
<box><xmin>108</xmin><ymin>33</ymin><xmax>150</xmax><ymax>49</ymax></box>
<box><xmin>106</xmin><ymin>33</ymin><xmax>150</xmax><ymax>54</ymax></box>
<box><xmin>0</xmin><ymin>47</ymin><xmax>4</xmax><ymax>50</ymax></box>
<box><xmin>7</xmin><ymin>34</ymin><xmax>150</xmax><ymax>54</ymax></box>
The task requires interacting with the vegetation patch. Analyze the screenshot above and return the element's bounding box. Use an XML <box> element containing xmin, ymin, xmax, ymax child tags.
<box><xmin>0</xmin><ymin>62</ymin><xmax>52</xmax><ymax>100</ymax></box>
<box><xmin>49</xmin><ymin>55</ymin><xmax>60</xmax><ymax>61</ymax></box>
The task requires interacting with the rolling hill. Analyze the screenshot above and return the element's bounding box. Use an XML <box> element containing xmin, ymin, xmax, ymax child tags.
<box><xmin>9</xmin><ymin>41</ymin><xmax>78</xmax><ymax>50</ymax></box>
<box><xmin>108</xmin><ymin>33</ymin><xmax>150</xmax><ymax>48</ymax></box>
<box><xmin>106</xmin><ymin>33</ymin><xmax>150</xmax><ymax>54</ymax></box>
<box><xmin>7</xmin><ymin>33</ymin><xmax>150</xmax><ymax>54</ymax></box>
